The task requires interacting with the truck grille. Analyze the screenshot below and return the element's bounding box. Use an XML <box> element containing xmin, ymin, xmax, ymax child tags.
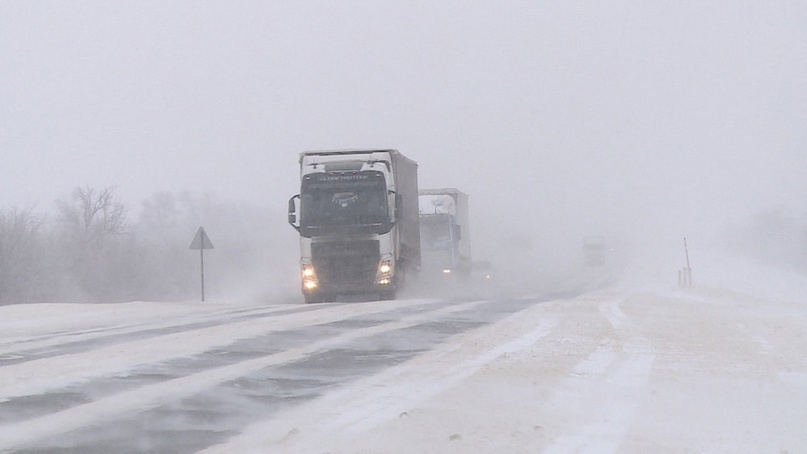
<box><xmin>312</xmin><ymin>240</ymin><xmax>380</xmax><ymax>285</ymax></box>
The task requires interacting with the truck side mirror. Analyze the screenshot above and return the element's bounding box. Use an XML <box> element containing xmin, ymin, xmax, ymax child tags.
<box><xmin>288</xmin><ymin>195</ymin><xmax>300</xmax><ymax>231</ymax></box>
<box><xmin>388</xmin><ymin>190</ymin><xmax>401</xmax><ymax>224</ymax></box>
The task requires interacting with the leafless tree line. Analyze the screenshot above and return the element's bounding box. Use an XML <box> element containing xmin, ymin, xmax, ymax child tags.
<box><xmin>0</xmin><ymin>186</ymin><xmax>292</xmax><ymax>305</ymax></box>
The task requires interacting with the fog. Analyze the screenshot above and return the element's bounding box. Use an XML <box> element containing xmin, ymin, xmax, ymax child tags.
<box><xmin>2</xmin><ymin>2</ymin><xmax>806</xmax><ymax>301</ymax></box>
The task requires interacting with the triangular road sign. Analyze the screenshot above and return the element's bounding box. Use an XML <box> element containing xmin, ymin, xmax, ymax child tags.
<box><xmin>189</xmin><ymin>226</ymin><xmax>214</xmax><ymax>250</ymax></box>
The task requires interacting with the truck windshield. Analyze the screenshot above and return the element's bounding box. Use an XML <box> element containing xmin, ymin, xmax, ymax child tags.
<box><xmin>301</xmin><ymin>172</ymin><xmax>389</xmax><ymax>227</ymax></box>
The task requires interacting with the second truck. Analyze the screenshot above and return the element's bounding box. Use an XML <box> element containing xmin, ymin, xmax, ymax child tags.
<box><xmin>288</xmin><ymin>149</ymin><xmax>420</xmax><ymax>303</ymax></box>
<box><xmin>418</xmin><ymin>188</ymin><xmax>472</xmax><ymax>280</ymax></box>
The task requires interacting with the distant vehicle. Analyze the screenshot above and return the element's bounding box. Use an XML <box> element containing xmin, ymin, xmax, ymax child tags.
<box><xmin>418</xmin><ymin>188</ymin><xmax>471</xmax><ymax>279</ymax></box>
<box><xmin>288</xmin><ymin>149</ymin><xmax>421</xmax><ymax>303</ymax></box>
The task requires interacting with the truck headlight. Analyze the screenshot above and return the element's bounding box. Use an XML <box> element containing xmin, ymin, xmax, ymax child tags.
<box><xmin>376</xmin><ymin>257</ymin><xmax>394</xmax><ymax>284</ymax></box>
<box><xmin>301</xmin><ymin>264</ymin><xmax>318</xmax><ymax>290</ymax></box>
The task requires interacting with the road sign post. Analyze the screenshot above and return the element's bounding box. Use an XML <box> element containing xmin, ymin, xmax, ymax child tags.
<box><xmin>189</xmin><ymin>226</ymin><xmax>214</xmax><ymax>301</ymax></box>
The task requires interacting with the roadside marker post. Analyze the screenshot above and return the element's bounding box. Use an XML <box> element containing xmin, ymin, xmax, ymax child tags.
<box><xmin>679</xmin><ymin>237</ymin><xmax>692</xmax><ymax>287</ymax></box>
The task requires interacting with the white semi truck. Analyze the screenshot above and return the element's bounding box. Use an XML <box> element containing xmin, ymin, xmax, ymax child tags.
<box><xmin>288</xmin><ymin>149</ymin><xmax>420</xmax><ymax>303</ymax></box>
<box><xmin>418</xmin><ymin>188</ymin><xmax>472</xmax><ymax>279</ymax></box>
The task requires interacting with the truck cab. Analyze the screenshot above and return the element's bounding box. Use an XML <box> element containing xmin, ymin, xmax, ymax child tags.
<box><xmin>288</xmin><ymin>150</ymin><xmax>420</xmax><ymax>303</ymax></box>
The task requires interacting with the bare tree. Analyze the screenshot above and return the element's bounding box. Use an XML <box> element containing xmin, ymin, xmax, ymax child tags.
<box><xmin>52</xmin><ymin>186</ymin><xmax>132</xmax><ymax>301</ymax></box>
<box><xmin>59</xmin><ymin>185</ymin><xmax>129</xmax><ymax>239</ymax></box>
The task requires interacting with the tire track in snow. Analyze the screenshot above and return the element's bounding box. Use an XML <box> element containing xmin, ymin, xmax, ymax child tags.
<box><xmin>0</xmin><ymin>299</ymin><xmax>490</xmax><ymax>451</ymax></box>
<box><xmin>0</xmin><ymin>299</ymin><xmax>437</xmax><ymax>400</ymax></box>
<box><xmin>0</xmin><ymin>304</ymin><xmax>307</xmax><ymax>359</ymax></box>
<box><xmin>543</xmin><ymin>298</ymin><xmax>655</xmax><ymax>454</ymax></box>
<box><xmin>197</xmin><ymin>310</ymin><xmax>560</xmax><ymax>453</ymax></box>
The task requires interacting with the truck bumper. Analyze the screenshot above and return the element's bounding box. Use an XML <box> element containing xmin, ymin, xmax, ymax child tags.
<box><xmin>302</xmin><ymin>281</ymin><xmax>396</xmax><ymax>302</ymax></box>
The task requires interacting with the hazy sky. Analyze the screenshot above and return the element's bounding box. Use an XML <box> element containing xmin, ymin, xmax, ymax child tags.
<box><xmin>2</xmin><ymin>1</ymin><xmax>806</xmax><ymax>260</ymax></box>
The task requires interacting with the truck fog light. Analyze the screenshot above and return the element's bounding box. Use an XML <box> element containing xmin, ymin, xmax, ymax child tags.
<box><xmin>304</xmin><ymin>280</ymin><xmax>318</xmax><ymax>290</ymax></box>
<box><xmin>377</xmin><ymin>278</ymin><xmax>391</xmax><ymax>285</ymax></box>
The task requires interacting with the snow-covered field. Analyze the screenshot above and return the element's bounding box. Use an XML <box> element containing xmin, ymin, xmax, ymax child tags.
<box><xmin>0</xmin><ymin>256</ymin><xmax>805</xmax><ymax>453</ymax></box>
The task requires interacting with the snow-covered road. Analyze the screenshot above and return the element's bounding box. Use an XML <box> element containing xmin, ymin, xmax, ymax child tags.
<box><xmin>224</xmin><ymin>287</ymin><xmax>807</xmax><ymax>453</ymax></box>
<box><xmin>0</xmin><ymin>278</ymin><xmax>805</xmax><ymax>453</ymax></box>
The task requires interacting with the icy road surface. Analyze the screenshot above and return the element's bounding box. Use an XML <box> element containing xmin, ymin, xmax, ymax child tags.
<box><xmin>0</xmin><ymin>284</ymin><xmax>805</xmax><ymax>453</ymax></box>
